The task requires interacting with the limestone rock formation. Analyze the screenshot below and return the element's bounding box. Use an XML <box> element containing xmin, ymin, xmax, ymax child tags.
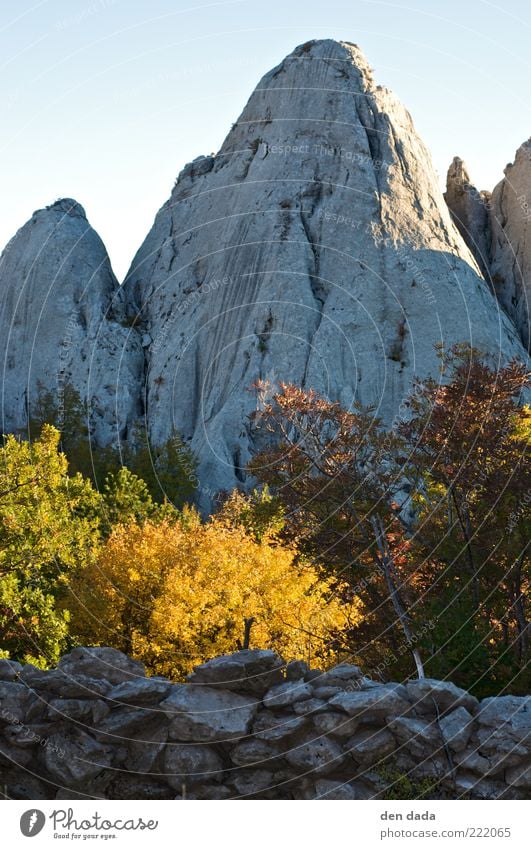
<box><xmin>0</xmin><ymin>41</ymin><xmax>528</xmax><ymax>501</ymax></box>
<box><xmin>0</xmin><ymin>648</ymin><xmax>529</xmax><ymax>799</ymax></box>
<box><xmin>489</xmin><ymin>140</ymin><xmax>531</xmax><ymax>350</ymax></box>
<box><xmin>444</xmin><ymin>156</ymin><xmax>491</xmax><ymax>278</ymax></box>
<box><xmin>444</xmin><ymin>143</ymin><xmax>531</xmax><ymax>352</ymax></box>
<box><xmin>123</xmin><ymin>39</ymin><xmax>525</xmax><ymax>503</ymax></box>
<box><xmin>0</xmin><ymin>198</ymin><xmax>143</xmax><ymax>443</ymax></box>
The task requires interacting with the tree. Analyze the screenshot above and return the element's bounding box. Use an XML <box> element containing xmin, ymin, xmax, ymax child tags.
<box><xmin>248</xmin><ymin>383</ymin><xmax>426</xmax><ymax>679</ymax></box>
<box><xmin>398</xmin><ymin>345</ymin><xmax>530</xmax><ymax>693</ymax></box>
<box><xmin>99</xmin><ymin>467</ymin><xmax>176</xmax><ymax>535</ymax></box>
<box><xmin>30</xmin><ymin>382</ymin><xmax>198</xmax><ymax>508</ymax></box>
<box><xmin>69</xmin><ymin>510</ymin><xmax>354</xmax><ymax>679</ymax></box>
<box><xmin>29</xmin><ymin>382</ymin><xmax>118</xmax><ymax>486</ymax></box>
<box><xmin>122</xmin><ymin>426</ymin><xmax>197</xmax><ymax>509</ymax></box>
<box><xmin>215</xmin><ymin>486</ymin><xmax>285</xmax><ymax>542</ymax></box>
<box><xmin>246</xmin><ymin>346</ymin><xmax>529</xmax><ymax>694</ymax></box>
<box><xmin>0</xmin><ymin>425</ymin><xmax>100</xmax><ymax>665</ymax></box>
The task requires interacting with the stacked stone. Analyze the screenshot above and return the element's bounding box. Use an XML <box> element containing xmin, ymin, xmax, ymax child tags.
<box><xmin>0</xmin><ymin>647</ymin><xmax>529</xmax><ymax>800</ymax></box>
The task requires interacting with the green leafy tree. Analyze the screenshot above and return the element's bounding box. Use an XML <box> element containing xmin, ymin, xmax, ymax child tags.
<box><xmin>30</xmin><ymin>382</ymin><xmax>120</xmax><ymax>486</ymax></box>
<box><xmin>122</xmin><ymin>426</ymin><xmax>197</xmax><ymax>508</ymax></box>
<box><xmin>0</xmin><ymin>425</ymin><xmax>101</xmax><ymax>665</ymax></box>
<box><xmin>100</xmin><ymin>467</ymin><xmax>176</xmax><ymax>535</ymax></box>
<box><xmin>30</xmin><ymin>382</ymin><xmax>198</xmax><ymax>508</ymax></box>
<box><xmin>216</xmin><ymin>486</ymin><xmax>285</xmax><ymax>542</ymax></box>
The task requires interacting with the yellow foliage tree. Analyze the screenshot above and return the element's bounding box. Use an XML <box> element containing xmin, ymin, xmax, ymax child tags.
<box><xmin>69</xmin><ymin>508</ymin><xmax>356</xmax><ymax>679</ymax></box>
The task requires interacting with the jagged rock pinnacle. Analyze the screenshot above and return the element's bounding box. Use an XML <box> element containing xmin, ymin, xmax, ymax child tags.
<box><xmin>122</xmin><ymin>39</ymin><xmax>525</xmax><ymax>505</ymax></box>
<box><xmin>0</xmin><ymin>199</ymin><xmax>143</xmax><ymax>442</ymax></box>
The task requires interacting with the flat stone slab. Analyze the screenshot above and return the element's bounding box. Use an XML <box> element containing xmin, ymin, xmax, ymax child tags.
<box><xmin>187</xmin><ymin>649</ymin><xmax>284</xmax><ymax>695</ymax></box>
<box><xmin>162</xmin><ymin>684</ymin><xmax>257</xmax><ymax>742</ymax></box>
<box><xmin>330</xmin><ymin>684</ymin><xmax>410</xmax><ymax>719</ymax></box>
<box><xmin>406</xmin><ymin>679</ymin><xmax>478</xmax><ymax>714</ymax></box>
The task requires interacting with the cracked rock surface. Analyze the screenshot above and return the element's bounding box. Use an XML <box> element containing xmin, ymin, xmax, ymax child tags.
<box><xmin>489</xmin><ymin>139</ymin><xmax>531</xmax><ymax>351</ymax></box>
<box><xmin>123</xmin><ymin>39</ymin><xmax>525</xmax><ymax>503</ymax></box>
<box><xmin>0</xmin><ymin>41</ymin><xmax>527</xmax><ymax>500</ymax></box>
<box><xmin>0</xmin><ymin>199</ymin><xmax>143</xmax><ymax>444</ymax></box>
<box><xmin>444</xmin><ymin>142</ymin><xmax>531</xmax><ymax>353</ymax></box>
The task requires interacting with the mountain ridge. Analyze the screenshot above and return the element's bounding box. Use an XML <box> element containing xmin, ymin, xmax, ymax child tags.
<box><xmin>0</xmin><ymin>39</ymin><xmax>528</xmax><ymax>505</ymax></box>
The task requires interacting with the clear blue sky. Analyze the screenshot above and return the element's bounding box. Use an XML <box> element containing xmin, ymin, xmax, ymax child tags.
<box><xmin>1</xmin><ymin>0</ymin><xmax>529</xmax><ymax>279</ymax></box>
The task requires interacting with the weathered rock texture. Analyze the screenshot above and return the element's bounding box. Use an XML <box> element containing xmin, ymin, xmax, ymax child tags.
<box><xmin>0</xmin><ymin>648</ymin><xmax>529</xmax><ymax>800</ymax></box>
<box><xmin>123</xmin><ymin>39</ymin><xmax>525</xmax><ymax>502</ymax></box>
<box><xmin>444</xmin><ymin>156</ymin><xmax>491</xmax><ymax>279</ymax></box>
<box><xmin>445</xmin><ymin>142</ymin><xmax>531</xmax><ymax>352</ymax></box>
<box><xmin>0</xmin><ymin>42</ymin><xmax>528</xmax><ymax>500</ymax></box>
<box><xmin>489</xmin><ymin>140</ymin><xmax>531</xmax><ymax>351</ymax></box>
<box><xmin>0</xmin><ymin>199</ymin><xmax>143</xmax><ymax>443</ymax></box>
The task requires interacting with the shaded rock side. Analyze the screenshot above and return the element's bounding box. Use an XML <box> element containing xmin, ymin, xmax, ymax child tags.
<box><xmin>0</xmin><ymin>198</ymin><xmax>143</xmax><ymax>444</ymax></box>
<box><xmin>444</xmin><ymin>156</ymin><xmax>491</xmax><ymax>279</ymax></box>
<box><xmin>489</xmin><ymin>139</ymin><xmax>531</xmax><ymax>351</ymax></box>
<box><xmin>123</xmin><ymin>39</ymin><xmax>525</xmax><ymax>503</ymax></box>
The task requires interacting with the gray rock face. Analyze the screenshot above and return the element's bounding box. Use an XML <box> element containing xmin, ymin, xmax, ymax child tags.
<box><xmin>231</xmin><ymin>768</ymin><xmax>277</xmax><ymax>797</ymax></box>
<box><xmin>57</xmin><ymin>646</ymin><xmax>146</xmax><ymax>684</ymax></box>
<box><xmin>386</xmin><ymin>715</ymin><xmax>440</xmax><ymax>758</ymax></box>
<box><xmin>330</xmin><ymin>683</ymin><xmax>410</xmax><ymax>719</ymax></box>
<box><xmin>162</xmin><ymin>684</ymin><xmax>257</xmax><ymax>742</ymax></box>
<box><xmin>0</xmin><ymin>682</ymin><xmax>30</xmax><ymax>723</ymax></box>
<box><xmin>444</xmin><ymin>142</ymin><xmax>531</xmax><ymax>352</ymax></box>
<box><xmin>314</xmin><ymin>778</ymin><xmax>371</xmax><ymax>799</ymax></box>
<box><xmin>284</xmin><ymin>735</ymin><xmax>345</xmax><ymax>774</ymax></box>
<box><xmin>477</xmin><ymin>695</ymin><xmax>531</xmax><ymax>737</ymax></box>
<box><xmin>444</xmin><ymin>157</ymin><xmax>491</xmax><ymax>279</ymax></box>
<box><xmin>230</xmin><ymin>738</ymin><xmax>280</xmax><ymax>766</ymax></box>
<box><xmin>344</xmin><ymin>727</ymin><xmax>396</xmax><ymax>763</ymax></box>
<box><xmin>123</xmin><ymin>38</ymin><xmax>525</xmax><ymax>502</ymax></box>
<box><xmin>490</xmin><ymin>140</ymin><xmax>531</xmax><ymax>350</ymax></box>
<box><xmin>47</xmin><ymin>698</ymin><xmax>109</xmax><ymax>724</ymax></box>
<box><xmin>0</xmin><ymin>660</ymin><xmax>22</xmax><ymax>682</ymax></box>
<box><xmin>41</xmin><ymin>727</ymin><xmax>114</xmax><ymax>787</ymax></box>
<box><xmin>252</xmin><ymin>711</ymin><xmax>307</xmax><ymax>742</ymax></box>
<box><xmin>0</xmin><ymin>199</ymin><xmax>143</xmax><ymax>443</ymax></box>
<box><xmin>475</xmin><ymin>695</ymin><xmax>531</xmax><ymax>769</ymax></box>
<box><xmin>18</xmin><ymin>668</ymin><xmax>111</xmax><ymax>699</ymax></box>
<box><xmin>164</xmin><ymin>744</ymin><xmax>223</xmax><ymax>787</ymax></box>
<box><xmin>313</xmin><ymin>711</ymin><xmax>360</xmax><ymax>737</ymax></box>
<box><xmin>438</xmin><ymin>707</ymin><xmax>474</xmax><ymax>752</ymax></box>
<box><xmin>108</xmin><ymin>678</ymin><xmax>172</xmax><ymax>707</ymax></box>
<box><xmin>505</xmin><ymin>761</ymin><xmax>531</xmax><ymax>789</ymax></box>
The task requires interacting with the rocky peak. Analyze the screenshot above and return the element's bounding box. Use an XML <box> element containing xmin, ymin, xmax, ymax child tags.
<box><xmin>43</xmin><ymin>197</ymin><xmax>87</xmax><ymax>219</ymax></box>
<box><xmin>444</xmin><ymin>142</ymin><xmax>531</xmax><ymax>351</ymax></box>
<box><xmin>0</xmin><ymin>41</ymin><xmax>528</xmax><ymax>500</ymax></box>
<box><xmin>0</xmin><ymin>198</ymin><xmax>143</xmax><ymax>443</ymax></box>
<box><xmin>444</xmin><ymin>156</ymin><xmax>491</xmax><ymax>279</ymax></box>
<box><xmin>489</xmin><ymin>139</ymin><xmax>531</xmax><ymax>350</ymax></box>
<box><xmin>123</xmin><ymin>39</ymin><xmax>525</xmax><ymax>505</ymax></box>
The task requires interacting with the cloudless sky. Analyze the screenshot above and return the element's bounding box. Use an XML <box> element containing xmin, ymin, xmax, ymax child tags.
<box><xmin>1</xmin><ymin>0</ymin><xmax>529</xmax><ymax>279</ymax></box>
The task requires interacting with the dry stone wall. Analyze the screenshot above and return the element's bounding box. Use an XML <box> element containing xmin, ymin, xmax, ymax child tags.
<box><xmin>0</xmin><ymin>647</ymin><xmax>529</xmax><ymax>800</ymax></box>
